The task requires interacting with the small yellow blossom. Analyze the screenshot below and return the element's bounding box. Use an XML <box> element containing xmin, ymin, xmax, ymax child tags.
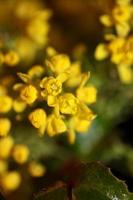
<box><xmin>0</xmin><ymin>160</ymin><xmax>7</xmax><ymax>174</ymax></box>
<box><xmin>116</xmin><ymin>22</ymin><xmax>130</xmax><ymax>37</ymax></box>
<box><xmin>77</xmin><ymin>103</ymin><xmax>96</xmax><ymax>121</ymax></box>
<box><xmin>112</xmin><ymin>5</ymin><xmax>132</xmax><ymax>23</ymax></box>
<box><xmin>99</xmin><ymin>0</ymin><xmax>133</xmax><ymax>37</ymax></box>
<box><xmin>13</xmin><ymin>99</ymin><xmax>26</xmax><ymax>113</ymax></box>
<box><xmin>0</xmin><ymin>136</ymin><xmax>14</xmax><ymax>159</ymax></box>
<box><xmin>0</xmin><ymin>118</ymin><xmax>11</xmax><ymax>137</ymax></box>
<box><xmin>72</xmin><ymin>117</ymin><xmax>92</xmax><ymax>133</ymax></box>
<box><xmin>59</xmin><ymin>93</ymin><xmax>78</xmax><ymax>115</ymax></box>
<box><xmin>108</xmin><ymin>37</ymin><xmax>133</xmax><ymax>66</ymax></box>
<box><xmin>27</xmin><ymin>18</ymin><xmax>49</xmax><ymax>45</ymax></box>
<box><xmin>40</xmin><ymin>76</ymin><xmax>62</xmax><ymax>96</ymax></box>
<box><xmin>46</xmin><ymin>114</ymin><xmax>67</xmax><ymax>137</ymax></box>
<box><xmin>100</xmin><ymin>15</ymin><xmax>113</xmax><ymax>27</ymax></box>
<box><xmin>12</xmin><ymin>144</ymin><xmax>29</xmax><ymax>164</ymax></box>
<box><xmin>94</xmin><ymin>43</ymin><xmax>109</xmax><ymax>60</ymax></box>
<box><xmin>28</xmin><ymin>162</ymin><xmax>46</xmax><ymax>177</ymax></box>
<box><xmin>46</xmin><ymin>54</ymin><xmax>70</xmax><ymax>74</ymax></box>
<box><xmin>40</xmin><ymin>74</ymin><xmax>69</xmax><ymax>107</ymax></box>
<box><xmin>4</xmin><ymin>51</ymin><xmax>20</xmax><ymax>66</ymax></box>
<box><xmin>29</xmin><ymin>108</ymin><xmax>46</xmax><ymax>128</ymax></box>
<box><xmin>0</xmin><ymin>95</ymin><xmax>12</xmax><ymax>113</ymax></box>
<box><xmin>28</xmin><ymin>65</ymin><xmax>45</xmax><ymax>78</ymax></box>
<box><xmin>20</xmin><ymin>85</ymin><xmax>38</xmax><ymax>104</ymax></box>
<box><xmin>65</xmin><ymin>62</ymin><xmax>82</xmax><ymax>88</ymax></box>
<box><xmin>46</xmin><ymin>46</ymin><xmax>57</xmax><ymax>57</ymax></box>
<box><xmin>1</xmin><ymin>171</ymin><xmax>21</xmax><ymax>191</ymax></box>
<box><xmin>76</xmin><ymin>86</ymin><xmax>97</xmax><ymax>104</ymax></box>
<box><xmin>117</xmin><ymin>64</ymin><xmax>133</xmax><ymax>84</ymax></box>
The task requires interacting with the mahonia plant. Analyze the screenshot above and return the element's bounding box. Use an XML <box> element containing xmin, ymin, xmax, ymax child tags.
<box><xmin>0</xmin><ymin>46</ymin><xmax>97</xmax><ymax>192</ymax></box>
<box><xmin>95</xmin><ymin>0</ymin><xmax>133</xmax><ymax>84</ymax></box>
<box><xmin>0</xmin><ymin>0</ymin><xmax>97</xmax><ymax>194</ymax></box>
<box><xmin>15</xmin><ymin>48</ymin><xmax>97</xmax><ymax>142</ymax></box>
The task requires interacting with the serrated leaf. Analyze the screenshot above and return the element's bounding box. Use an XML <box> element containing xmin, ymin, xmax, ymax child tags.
<box><xmin>34</xmin><ymin>162</ymin><xmax>133</xmax><ymax>200</ymax></box>
<box><xmin>75</xmin><ymin>162</ymin><xmax>133</xmax><ymax>200</ymax></box>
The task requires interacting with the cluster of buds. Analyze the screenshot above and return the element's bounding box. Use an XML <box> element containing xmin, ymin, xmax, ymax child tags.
<box><xmin>0</xmin><ymin>0</ymin><xmax>97</xmax><ymax>193</ymax></box>
<box><xmin>95</xmin><ymin>0</ymin><xmax>133</xmax><ymax>84</ymax></box>
<box><xmin>0</xmin><ymin>46</ymin><xmax>97</xmax><ymax>192</ymax></box>
<box><xmin>14</xmin><ymin>48</ymin><xmax>97</xmax><ymax>143</ymax></box>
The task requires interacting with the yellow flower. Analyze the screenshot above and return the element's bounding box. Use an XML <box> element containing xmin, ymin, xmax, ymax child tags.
<box><xmin>46</xmin><ymin>114</ymin><xmax>67</xmax><ymax>137</ymax></box>
<box><xmin>0</xmin><ymin>160</ymin><xmax>7</xmax><ymax>174</ymax></box>
<box><xmin>13</xmin><ymin>99</ymin><xmax>26</xmax><ymax>113</ymax></box>
<box><xmin>112</xmin><ymin>4</ymin><xmax>132</xmax><ymax>37</ymax></box>
<box><xmin>28</xmin><ymin>65</ymin><xmax>45</xmax><ymax>78</ymax></box>
<box><xmin>100</xmin><ymin>15</ymin><xmax>113</xmax><ymax>27</ymax></box>
<box><xmin>116</xmin><ymin>22</ymin><xmax>130</xmax><ymax>37</ymax></box>
<box><xmin>65</xmin><ymin>62</ymin><xmax>82</xmax><ymax>88</ymax></box>
<box><xmin>108</xmin><ymin>37</ymin><xmax>125</xmax><ymax>64</ymax></box>
<box><xmin>1</xmin><ymin>171</ymin><xmax>21</xmax><ymax>191</ymax></box>
<box><xmin>77</xmin><ymin>103</ymin><xmax>96</xmax><ymax>121</ymax></box>
<box><xmin>0</xmin><ymin>136</ymin><xmax>14</xmax><ymax>159</ymax></box>
<box><xmin>4</xmin><ymin>51</ymin><xmax>20</xmax><ymax>66</ymax></box>
<box><xmin>27</xmin><ymin>18</ymin><xmax>49</xmax><ymax>45</ymax></box>
<box><xmin>112</xmin><ymin>5</ymin><xmax>132</xmax><ymax>23</ymax></box>
<box><xmin>28</xmin><ymin>162</ymin><xmax>46</xmax><ymax>177</ymax></box>
<box><xmin>95</xmin><ymin>43</ymin><xmax>109</xmax><ymax>60</ymax></box>
<box><xmin>29</xmin><ymin>108</ymin><xmax>47</xmax><ymax>128</ymax></box>
<box><xmin>117</xmin><ymin>64</ymin><xmax>133</xmax><ymax>84</ymax></box>
<box><xmin>108</xmin><ymin>37</ymin><xmax>133</xmax><ymax>66</ymax></box>
<box><xmin>40</xmin><ymin>76</ymin><xmax>62</xmax><ymax>96</ymax></box>
<box><xmin>46</xmin><ymin>54</ymin><xmax>70</xmax><ymax>74</ymax></box>
<box><xmin>58</xmin><ymin>93</ymin><xmax>78</xmax><ymax>115</ymax></box>
<box><xmin>0</xmin><ymin>95</ymin><xmax>12</xmax><ymax>113</ymax></box>
<box><xmin>0</xmin><ymin>118</ymin><xmax>11</xmax><ymax>137</ymax></box>
<box><xmin>72</xmin><ymin>117</ymin><xmax>92</xmax><ymax>133</ymax></box>
<box><xmin>99</xmin><ymin>0</ymin><xmax>132</xmax><ymax>37</ymax></box>
<box><xmin>12</xmin><ymin>144</ymin><xmax>29</xmax><ymax>164</ymax></box>
<box><xmin>76</xmin><ymin>86</ymin><xmax>97</xmax><ymax>104</ymax></box>
<box><xmin>46</xmin><ymin>46</ymin><xmax>57</xmax><ymax>57</ymax></box>
<box><xmin>20</xmin><ymin>85</ymin><xmax>38</xmax><ymax>104</ymax></box>
<box><xmin>40</xmin><ymin>73</ymin><xmax>68</xmax><ymax>106</ymax></box>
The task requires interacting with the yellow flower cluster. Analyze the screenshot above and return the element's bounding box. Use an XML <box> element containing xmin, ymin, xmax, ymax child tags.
<box><xmin>0</xmin><ymin>1</ymin><xmax>97</xmax><ymax>191</ymax></box>
<box><xmin>0</xmin><ymin>49</ymin><xmax>97</xmax><ymax>191</ymax></box>
<box><xmin>95</xmin><ymin>0</ymin><xmax>133</xmax><ymax>84</ymax></box>
<box><xmin>11</xmin><ymin>51</ymin><xmax>97</xmax><ymax>144</ymax></box>
<box><xmin>0</xmin><ymin>0</ymin><xmax>51</xmax><ymax>62</ymax></box>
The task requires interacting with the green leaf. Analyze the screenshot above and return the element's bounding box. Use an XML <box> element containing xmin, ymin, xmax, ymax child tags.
<box><xmin>34</xmin><ymin>162</ymin><xmax>133</xmax><ymax>200</ymax></box>
<box><xmin>75</xmin><ymin>162</ymin><xmax>133</xmax><ymax>200</ymax></box>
